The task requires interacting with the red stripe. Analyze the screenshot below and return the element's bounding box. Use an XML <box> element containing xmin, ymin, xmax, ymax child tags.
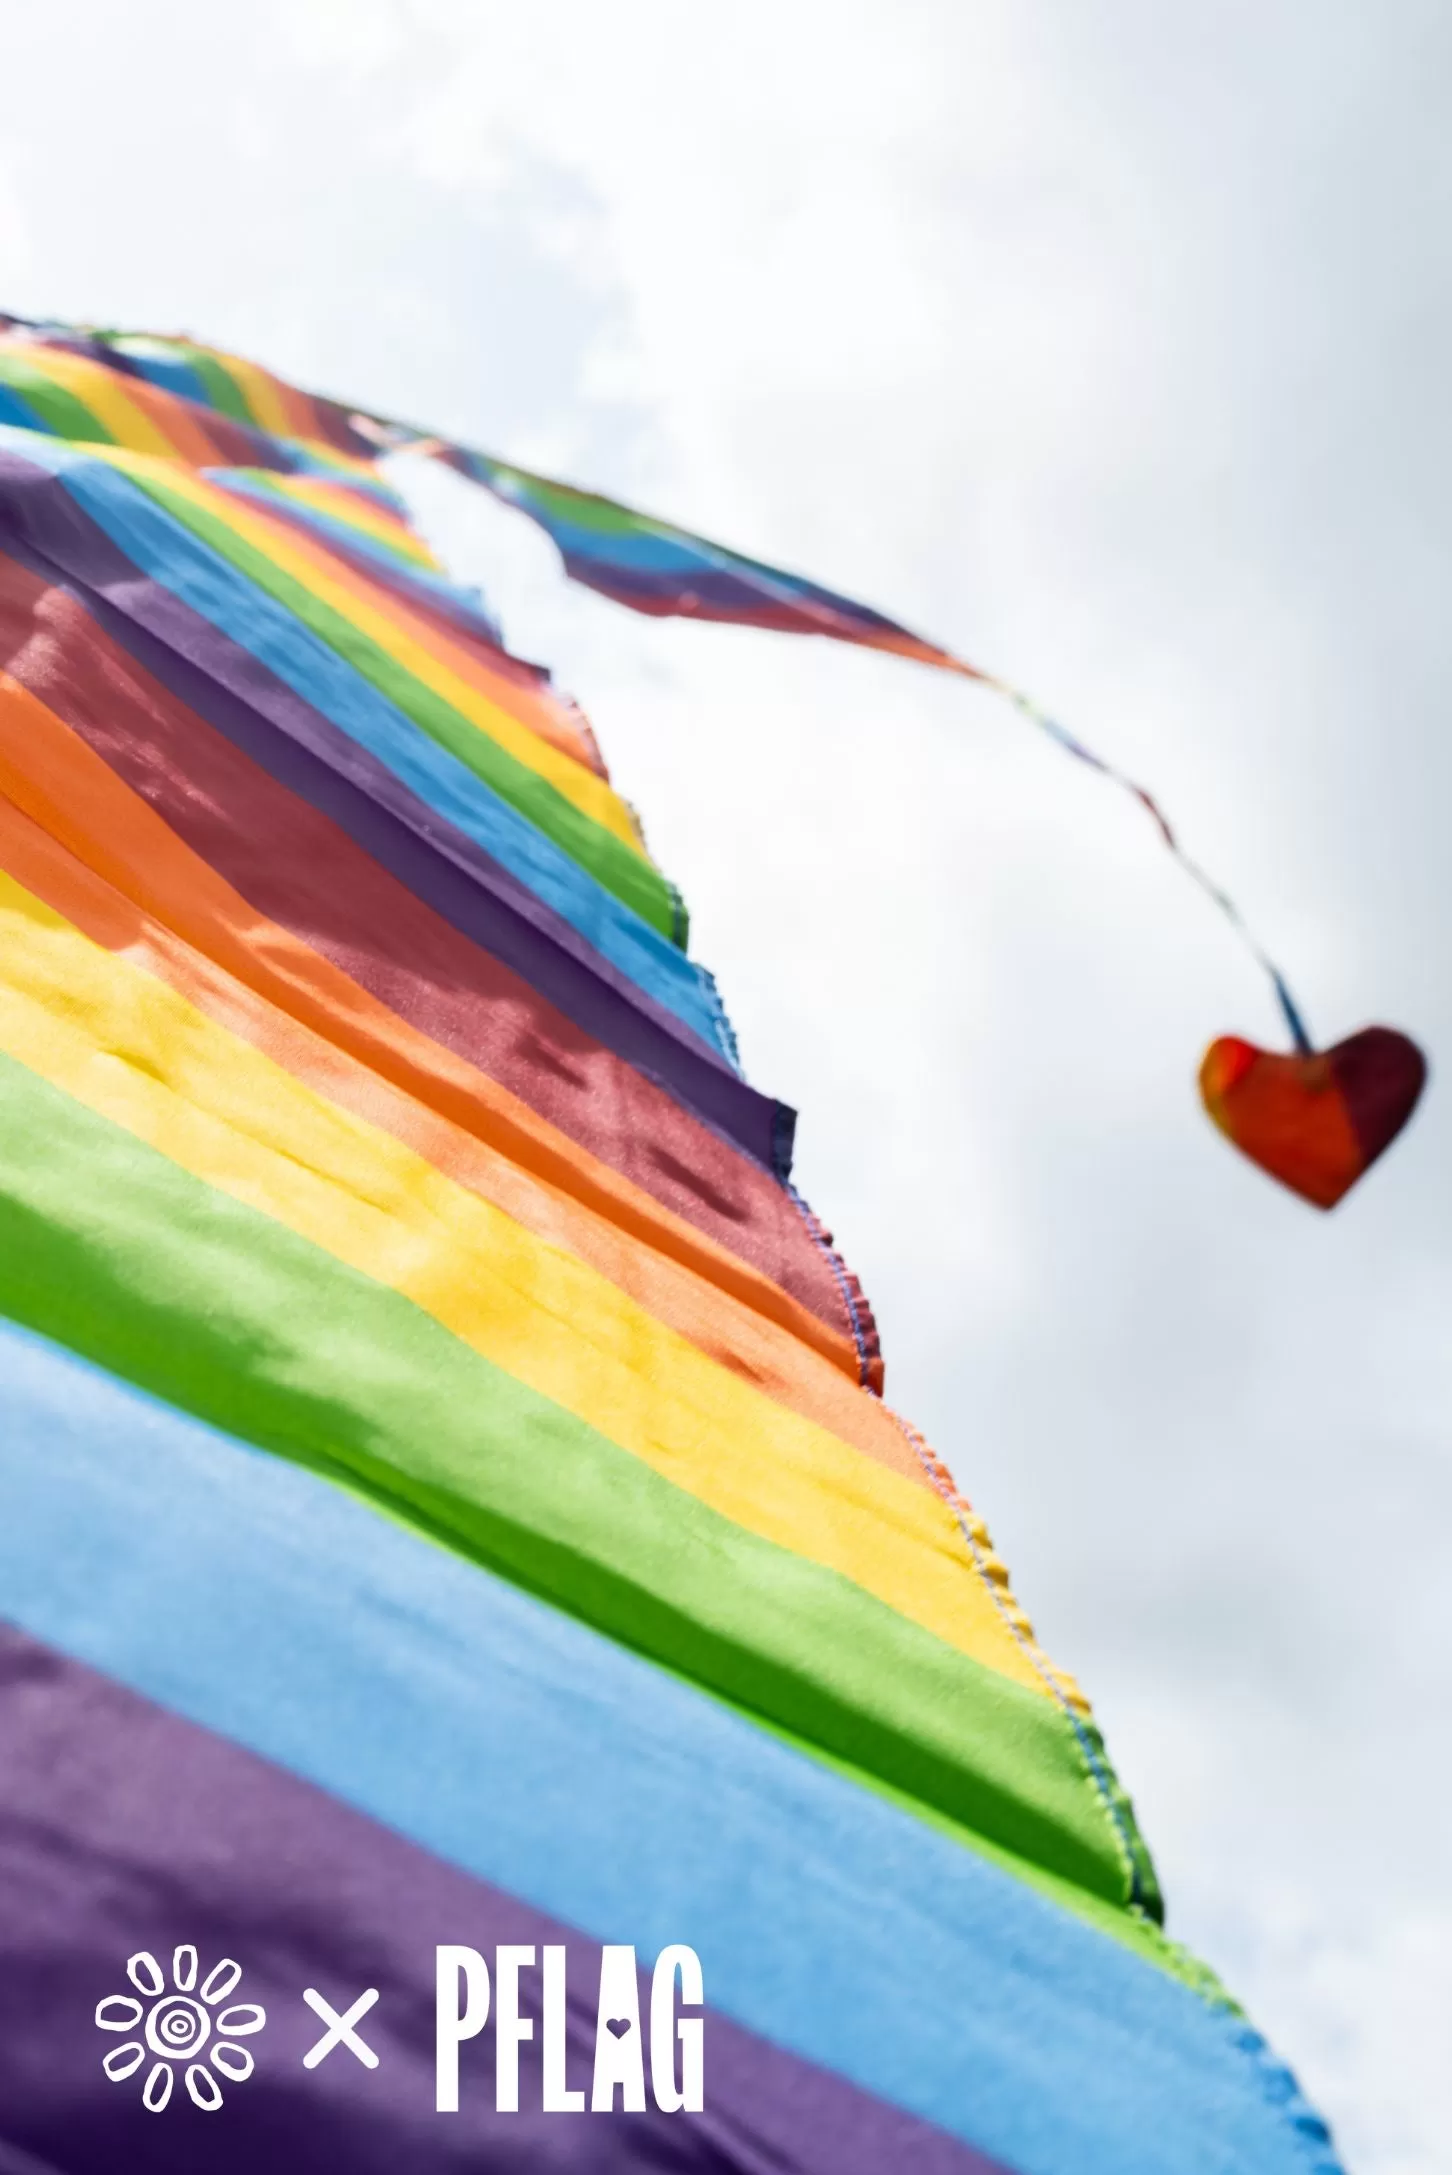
<box><xmin>0</xmin><ymin>552</ymin><xmax>853</xmax><ymax>1344</ymax></box>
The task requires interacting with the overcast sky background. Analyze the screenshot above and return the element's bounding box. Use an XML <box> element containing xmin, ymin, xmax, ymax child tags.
<box><xmin>2</xmin><ymin>4</ymin><xmax>1449</xmax><ymax>2167</ymax></box>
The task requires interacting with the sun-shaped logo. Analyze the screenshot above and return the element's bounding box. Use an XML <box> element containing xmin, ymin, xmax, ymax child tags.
<box><xmin>95</xmin><ymin>1946</ymin><xmax>266</xmax><ymax>2113</ymax></box>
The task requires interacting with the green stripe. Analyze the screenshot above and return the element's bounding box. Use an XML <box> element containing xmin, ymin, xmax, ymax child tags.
<box><xmin>487</xmin><ymin>460</ymin><xmax>651</xmax><ymax>538</ymax></box>
<box><xmin>0</xmin><ymin>354</ymin><xmax>116</xmax><ymax>447</ymax></box>
<box><xmin>130</xmin><ymin>470</ymin><xmax>680</xmax><ymax>942</ymax></box>
<box><xmin>0</xmin><ymin>1050</ymin><xmax>1150</xmax><ymax>1915</ymax></box>
<box><xmin>174</xmin><ymin>344</ymin><xmax>254</xmax><ymax>426</ymax></box>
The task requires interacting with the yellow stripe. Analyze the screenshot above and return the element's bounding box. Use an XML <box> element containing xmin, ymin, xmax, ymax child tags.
<box><xmin>201</xmin><ymin>347</ymin><xmax>295</xmax><ymax>439</ymax></box>
<box><xmin>11</xmin><ymin>348</ymin><xmax>182</xmax><ymax>459</ymax></box>
<box><xmin>287</xmin><ymin>439</ymin><xmax>391</xmax><ymax>485</ymax></box>
<box><xmin>262</xmin><ymin>475</ymin><xmax>441</xmax><ymax>566</ymax></box>
<box><xmin>164</xmin><ymin>341</ymin><xmax>378</xmax><ymax>478</ymax></box>
<box><xmin>105</xmin><ymin>448</ymin><xmax>649</xmax><ymax>860</ymax></box>
<box><xmin>0</xmin><ymin>863</ymin><xmax>1050</xmax><ymax>1703</ymax></box>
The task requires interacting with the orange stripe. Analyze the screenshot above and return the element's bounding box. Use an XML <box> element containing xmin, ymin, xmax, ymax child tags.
<box><xmin>271</xmin><ymin>473</ymin><xmax>429</xmax><ymax>534</ymax></box>
<box><xmin>256</xmin><ymin>475</ymin><xmax>443</xmax><ymax>568</ymax></box>
<box><xmin>0</xmin><ymin>672</ymin><xmax>924</xmax><ymax>1489</ymax></box>
<box><xmin>66</xmin><ymin>361</ymin><xmax>227</xmax><ymax>467</ymax></box>
<box><xmin>116</xmin><ymin>371</ymin><xmax>231</xmax><ymax>466</ymax></box>
<box><xmin>276</xmin><ymin>380</ymin><xmax>323</xmax><ymax>441</ymax></box>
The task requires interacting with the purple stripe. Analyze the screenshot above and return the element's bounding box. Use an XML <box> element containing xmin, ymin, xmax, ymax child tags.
<box><xmin>0</xmin><ymin>452</ymin><xmax>791</xmax><ymax>1174</ymax></box>
<box><xmin>212</xmin><ymin>475</ymin><xmax>510</xmax><ymax>652</ymax></box>
<box><xmin>562</xmin><ymin>549</ymin><xmax>836</xmax><ymax>627</ymax></box>
<box><xmin>557</xmin><ymin>553</ymin><xmax>935</xmax><ymax>652</ymax></box>
<box><xmin>0</xmin><ymin>2142</ymin><xmax>65</xmax><ymax>2175</ymax></box>
<box><xmin>0</xmin><ymin>1625</ymin><xmax>1002</xmax><ymax>2175</ymax></box>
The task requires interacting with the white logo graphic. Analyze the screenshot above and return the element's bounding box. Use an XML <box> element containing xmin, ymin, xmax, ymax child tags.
<box><xmin>95</xmin><ymin>1946</ymin><xmax>266</xmax><ymax>2113</ymax></box>
<box><xmin>303</xmin><ymin>1985</ymin><xmax>381</xmax><ymax>2069</ymax></box>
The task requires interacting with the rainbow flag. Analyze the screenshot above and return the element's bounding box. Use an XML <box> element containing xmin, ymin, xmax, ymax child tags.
<box><xmin>428</xmin><ymin>440</ymin><xmax>971</xmax><ymax>666</ymax></box>
<box><xmin>0</xmin><ymin>319</ymin><xmax>1339</xmax><ymax>2172</ymax></box>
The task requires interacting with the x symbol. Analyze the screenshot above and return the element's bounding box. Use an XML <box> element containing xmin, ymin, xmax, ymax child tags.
<box><xmin>302</xmin><ymin>1986</ymin><xmax>381</xmax><ymax>2069</ymax></box>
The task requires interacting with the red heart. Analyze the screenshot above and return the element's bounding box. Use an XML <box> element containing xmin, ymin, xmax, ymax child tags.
<box><xmin>1199</xmin><ymin>1026</ymin><xmax>1427</xmax><ymax>1209</ymax></box>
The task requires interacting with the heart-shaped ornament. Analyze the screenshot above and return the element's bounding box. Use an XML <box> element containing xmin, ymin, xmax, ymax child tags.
<box><xmin>1199</xmin><ymin>1026</ymin><xmax>1427</xmax><ymax>1209</ymax></box>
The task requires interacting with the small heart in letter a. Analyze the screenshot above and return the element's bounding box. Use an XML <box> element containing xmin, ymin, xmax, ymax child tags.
<box><xmin>606</xmin><ymin>2017</ymin><xmax>631</xmax><ymax>2039</ymax></box>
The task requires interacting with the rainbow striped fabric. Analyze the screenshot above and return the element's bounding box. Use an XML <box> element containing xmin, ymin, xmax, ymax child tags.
<box><xmin>427</xmin><ymin>438</ymin><xmax>971</xmax><ymax>666</ymax></box>
<box><xmin>0</xmin><ymin>319</ymin><xmax>1339</xmax><ymax>2173</ymax></box>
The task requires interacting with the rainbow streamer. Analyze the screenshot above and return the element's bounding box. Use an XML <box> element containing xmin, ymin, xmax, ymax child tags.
<box><xmin>0</xmin><ymin>314</ymin><xmax>1341</xmax><ymax>2171</ymax></box>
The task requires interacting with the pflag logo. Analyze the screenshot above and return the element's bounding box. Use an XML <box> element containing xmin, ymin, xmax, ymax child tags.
<box><xmin>94</xmin><ymin>1946</ymin><xmax>266</xmax><ymax>2113</ymax></box>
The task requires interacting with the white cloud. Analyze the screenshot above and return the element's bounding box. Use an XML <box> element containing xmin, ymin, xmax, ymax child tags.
<box><xmin>0</xmin><ymin>158</ymin><xmax>34</xmax><ymax>293</ymax></box>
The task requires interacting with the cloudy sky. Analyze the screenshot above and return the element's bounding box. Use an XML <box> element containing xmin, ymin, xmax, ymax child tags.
<box><xmin>3</xmin><ymin>3</ymin><xmax>1449</xmax><ymax>2166</ymax></box>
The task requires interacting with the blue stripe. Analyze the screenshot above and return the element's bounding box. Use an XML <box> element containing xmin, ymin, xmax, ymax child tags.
<box><xmin>215</xmin><ymin>471</ymin><xmax>506</xmax><ymax>645</ymax></box>
<box><xmin>227</xmin><ymin>478</ymin><xmax>435</xmax><ymax>570</ymax></box>
<box><xmin>483</xmin><ymin>478</ymin><xmax>916</xmax><ymax>636</ymax></box>
<box><xmin>517</xmin><ymin>506</ymin><xmax>722</xmax><ymax>579</ymax></box>
<box><xmin>0</xmin><ymin>427</ymin><xmax>726</xmax><ymax>1053</ymax></box>
<box><xmin>0</xmin><ymin>384</ymin><xmax>45</xmax><ymax>434</ymax></box>
<box><xmin>105</xmin><ymin>343</ymin><xmax>216</xmax><ymax>410</ymax></box>
<box><xmin>0</xmin><ymin>1316</ymin><xmax>1330</xmax><ymax>2175</ymax></box>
